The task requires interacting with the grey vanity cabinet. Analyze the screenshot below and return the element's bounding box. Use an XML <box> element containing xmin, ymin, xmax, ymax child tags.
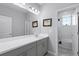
<box><xmin>0</xmin><ymin>42</ymin><xmax>37</xmax><ymax>56</ymax></box>
<box><xmin>37</xmin><ymin>37</ymin><xmax>48</xmax><ymax>56</ymax></box>
<box><xmin>0</xmin><ymin>37</ymin><xmax>48</xmax><ymax>56</ymax></box>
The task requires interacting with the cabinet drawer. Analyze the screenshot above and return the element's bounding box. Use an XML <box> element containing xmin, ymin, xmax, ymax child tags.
<box><xmin>18</xmin><ymin>51</ymin><xmax>27</xmax><ymax>56</ymax></box>
<box><xmin>37</xmin><ymin>37</ymin><xmax>48</xmax><ymax>45</ymax></box>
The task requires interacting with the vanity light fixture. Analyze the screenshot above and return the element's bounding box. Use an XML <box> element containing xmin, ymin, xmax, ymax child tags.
<box><xmin>29</xmin><ymin>6</ymin><xmax>40</xmax><ymax>14</ymax></box>
<box><xmin>13</xmin><ymin>3</ymin><xmax>40</xmax><ymax>15</ymax></box>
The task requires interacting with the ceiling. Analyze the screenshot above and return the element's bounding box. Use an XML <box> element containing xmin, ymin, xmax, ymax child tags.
<box><xmin>0</xmin><ymin>3</ymin><xmax>78</xmax><ymax>15</ymax></box>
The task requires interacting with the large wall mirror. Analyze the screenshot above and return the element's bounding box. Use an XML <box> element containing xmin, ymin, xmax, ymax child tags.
<box><xmin>0</xmin><ymin>15</ymin><xmax>12</xmax><ymax>39</ymax></box>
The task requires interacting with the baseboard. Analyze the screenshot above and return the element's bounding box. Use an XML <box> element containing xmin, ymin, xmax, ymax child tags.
<box><xmin>48</xmin><ymin>50</ymin><xmax>57</xmax><ymax>56</ymax></box>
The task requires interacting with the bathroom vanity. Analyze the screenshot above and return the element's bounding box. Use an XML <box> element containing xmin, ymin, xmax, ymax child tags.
<box><xmin>0</xmin><ymin>34</ymin><xmax>48</xmax><ymax>56</ymax></box>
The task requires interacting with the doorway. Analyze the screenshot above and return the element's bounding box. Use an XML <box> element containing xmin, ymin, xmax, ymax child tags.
<box><xmin>57</xmin><ymin>9</ymin><xmax>78</xmax><ymax>56</ymax></box>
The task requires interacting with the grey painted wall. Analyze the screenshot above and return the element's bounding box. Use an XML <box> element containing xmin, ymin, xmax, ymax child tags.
<box><xmin>0</xmin><ymin>4</ymin><xmax>29</xmax><ymax>37</ymax></box>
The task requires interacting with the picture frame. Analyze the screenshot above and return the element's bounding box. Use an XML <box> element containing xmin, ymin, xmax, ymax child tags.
<box><xmin>43</xmin><ymin>18</ymin><xmax>52</xmax><ymax>27</ymax></box>
<box><xmin>32</xmin><ymin>21</ymin><xmax>38</xmax><ymax>28</ymax></box>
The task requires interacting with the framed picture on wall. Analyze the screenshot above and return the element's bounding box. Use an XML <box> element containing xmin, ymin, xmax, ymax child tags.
<box><xmin>43</xmin><ymin>18</ymin><xmax>52</xmax><ymax>27</ymax></box>
<box><xmin>32</xmin><ymin>21</ymin><xmax>38</xmax><ymax>28</ymax></box>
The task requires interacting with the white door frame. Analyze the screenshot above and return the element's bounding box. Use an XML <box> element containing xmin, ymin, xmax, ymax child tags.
<box><xmin>57</xmin><ymin>8</ymin><xmax>78</xmax><ymax>56</ymax></box>
<box><xmin>72</xmin><ymin>8</ymin><xmax>78</xmax><ymax>56</ymax></box>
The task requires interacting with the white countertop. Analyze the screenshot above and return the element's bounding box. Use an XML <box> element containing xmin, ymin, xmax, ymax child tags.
<box><xmin>0</xmin><ymin>34</ymin><xmax>48</xmax><ymax>55</ymax></box>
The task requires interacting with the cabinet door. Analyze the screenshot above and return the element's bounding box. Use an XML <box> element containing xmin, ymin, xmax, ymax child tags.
<box><xmin>18</xmin><ymin>43</ymin><xmax>36</xmax><ymax>56</ymax></box>
<box><xmin>18</xmin><ymin>51</ymin><xmax>27</xmax><ymax>56</ymax></box>
<box><xmin>26</xmin><ymin>47</ymin><xmax>36</xmax><ymax>56</ymax></box>
<box><xmin>37</xmin><ymin>38</ymin><xmax>48</xmax><ymax>56</ymax></box>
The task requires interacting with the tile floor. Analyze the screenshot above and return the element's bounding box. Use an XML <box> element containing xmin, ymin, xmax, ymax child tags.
<box><xmin>58</xmin><ymin>46</ymin><xmax>73</xmax><ymax>56</ymax></box>
<box><xmin>46</xmin><ymin>46</ymin><xmax>73</xmax><ymax>56</ymax></box>
<box><xmin>46</xmin><ymin>44</ymin><xmax>73</xmax><ymax>56</ymax></box>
